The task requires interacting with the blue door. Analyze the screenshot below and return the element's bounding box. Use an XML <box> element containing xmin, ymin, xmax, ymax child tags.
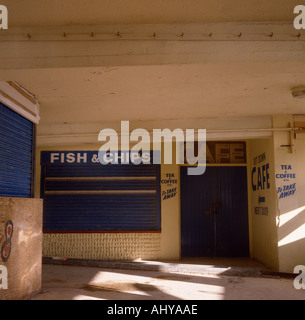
<box><xmin>181</xmin><ymin>166</ymin><xmax>249</xmax><ymax>257</ymax></box>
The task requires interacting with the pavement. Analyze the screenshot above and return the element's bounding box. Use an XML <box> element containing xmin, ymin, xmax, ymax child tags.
<box><xmin>30</xmin><ymin>258</ymin><xmax>305</xmax><ymax>300</ymax></box>
<box><xmin>42</xmin><ymin>257</ymin><xmax>266</xmax><ymax>277</ymax></box>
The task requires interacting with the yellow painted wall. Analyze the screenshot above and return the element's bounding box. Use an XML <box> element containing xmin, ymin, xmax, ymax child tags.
<box><xmin>245</xmin><ymin>116</ymin><xmax>305</xmax><ymax>273</ymax></box>
<box><xmin>37</xmin><ymin>142</ymin><xmax>253</xmax><ymax>262</ymax></box>
<box><xmin>160</xmin><ymin>164</ymin><xmax>180</xmax><ymax>260</ymax></box>
<box><xmin>273</xmin><ymin>115</ymin><xmax>305</xmax><ymax>273</ymax></box>
<box><xmin>40</xmin><ymin>139</ymin><xmax>297</xmax><ymax>266</ymax></box>
<box><xmin>248</xmin><ymin>138</ymin><xmax>279</xmax><ymax>270</ymax></box>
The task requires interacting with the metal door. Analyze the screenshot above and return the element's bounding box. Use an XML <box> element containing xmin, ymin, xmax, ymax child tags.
<box><xmin>181</xmin><ymin>166</ymin><xmax>249</xmax><ymax>257</ymax></box>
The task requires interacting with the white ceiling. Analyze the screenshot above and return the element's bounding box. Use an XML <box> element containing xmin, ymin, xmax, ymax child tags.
<box><xmin>1</xmin><ymin>0</ymin><xmax>304</xmax><ymax>145</ymax></box>
<box><xmin>5</xmin><ymin>61</ymin><xmax>305</xmax><ymax>126</ymax></box>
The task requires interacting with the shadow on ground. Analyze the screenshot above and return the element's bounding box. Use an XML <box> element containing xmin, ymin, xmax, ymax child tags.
<box><xmin>31</xmin><ymin>258</ymin><xmax>305</xmax><ymax>300</ymax></box>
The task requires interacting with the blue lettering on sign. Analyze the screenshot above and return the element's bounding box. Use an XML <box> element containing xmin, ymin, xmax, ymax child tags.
<box><xmin>277</xmin><ymin>183</ymin><xmax>296</xmax><ymax>199</ymax></box>
<box><xmin>275</xmin><ymin>165</ymin><xmax>296</xmax><ymax>180</ymax></box>
<box><xmin>258</xmin><ymin>195</ymin><xmax>265</xmax><ymax>205</ymax></box>
<box><xmin>162</xmin><ymin>173</ymin><xmax>178</xmax><ymax>200</ymax></box>
<box><xmin>276</xmin><ymin>165</ymin><xmax>297</xmax><ymax>200</ymax></box>
<box><xmin>162</xmin><ymin>187</ymin><xmax>177</xmax><ymax>200</ymax></box>
<box><xmin>251</xmin><ymin>163</ymin><xmax>270</xmax><ymax>191</ymax></box>
<box><xmin>254</xmin><ymin>207</ymin><xmax>268</xmax><ymax>216</ymax></box>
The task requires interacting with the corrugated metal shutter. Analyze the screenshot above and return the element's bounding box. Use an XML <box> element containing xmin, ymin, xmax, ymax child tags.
<box><xmin>0</xmin><ymin>102</ymin><xmax>34</xmax><ymax>198</ymax></box>
<box><xmin>41</xmin><ymin>151</ymin><xmax>161</xmax><ymax>232</ymax></box>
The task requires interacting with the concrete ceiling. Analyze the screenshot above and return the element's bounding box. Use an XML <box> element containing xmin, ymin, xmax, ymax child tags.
<box><xmin>1</xmin><ymin>0</ymin><xmax>301</xmax><ymax>27</ymax></box>
<box><xmin>1</xmin><ymin>0</ymin><xmax>305</xmax><ymax>144</ymax></box>
<box><xmin>7</xmin><ymin>61</ymin><xmax>305</xmax><ymax>126</ymax></box>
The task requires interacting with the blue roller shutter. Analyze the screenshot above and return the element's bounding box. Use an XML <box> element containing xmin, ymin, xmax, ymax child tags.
<box><xmin>40</xmin><ymin>151</ymin><xmax>161</xmax><ymax>232</ymax></box>
<box><xmin>0</xmin><ymin>103</ymin><xmax>35</xmax><ymax>198</ymax></box>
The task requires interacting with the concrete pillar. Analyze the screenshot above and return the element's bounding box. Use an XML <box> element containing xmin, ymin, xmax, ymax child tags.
<box><xmin>0</xmin><ymin>198</ymin><xmax>43</xmax><ymax>300</ymax></box>
<box><xmin>273</xmin><ymin>115</ymin><xmax>305</xmax><ymax>273</ymax></box>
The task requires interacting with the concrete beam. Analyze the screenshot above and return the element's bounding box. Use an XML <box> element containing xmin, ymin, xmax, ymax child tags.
<box><xmin>36</xmin><ymin>116</ymin><xmax>273</xmax><ymax>146</ymax></box>
<box><xmin>0</xmin><ymin>22</ymin><xmax>304</xmax><ymax>70</ymax></box>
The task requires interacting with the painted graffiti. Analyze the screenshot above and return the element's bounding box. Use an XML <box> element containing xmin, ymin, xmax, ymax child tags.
<box><xmin>1</xmin><ymin>220</ymin><xmax>13</xmax><ymax>263</ymax></box>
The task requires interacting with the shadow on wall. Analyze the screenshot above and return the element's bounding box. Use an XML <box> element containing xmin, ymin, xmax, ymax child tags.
<box><xmin>277</xmin><ymin>205</ymin><xmax>305</xmax><ymax>272</ymax></box>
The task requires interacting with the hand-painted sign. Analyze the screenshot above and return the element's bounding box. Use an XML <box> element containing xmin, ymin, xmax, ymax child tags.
<box><xmin>41</xmin><ymin>151</ymin><xmax>153</xmax><ymax>166</ymax></box>
<box><xmin>162</xmin><ymin>173</ymin><xmax>177</xmax><ymax>200</ymax></box>
<box><xmin>276</xmin><ymin>165</ymin><xmax>297</xmax><ymax>200</ymax></box>
<box><xmin>254</xmin><ymin>207</ymin><xmax>268</xmax><ymax>216</ymax></box>
<box><xmin>162</xmin><ymin>187</ymin><xmax>177</xmax><ymax>200</ymax></box>
<box><xmin>251</xmin><ymin>164</ymin><xmax>270</xmax><ymax>191</ymax></box>
<box><xmin>276</xmin><ymin>165</ymin><xmax>296</xmax><ymax>181</ymax></box>
<box><xmin>258</xmin><ymin>195</ymin><xmax>266</xmax><ymax>205</ymax></box>
<box><xmin>277</xmin><ymin>183</ymin><xmax>296</xmax><ymax>200</ymax></box>
<box><xmin>252</xmin><ymin>152</ymin><xmax>269</xmax><ymax>216</ymax></box>
<box><xmin>182</xmin><ymin>141</ymin><xmax>246</xmax><ymax>164</ymax></box>
<box><xmin>251</xmin><ymin>153</ymin><xmax>270</xmax><ymax>192</ymax></box>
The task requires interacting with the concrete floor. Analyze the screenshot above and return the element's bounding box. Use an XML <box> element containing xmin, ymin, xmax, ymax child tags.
<box><xmin>31</xmin><ymin>260</ymin><xmax>305</xmax><ymax>300</ymax></box>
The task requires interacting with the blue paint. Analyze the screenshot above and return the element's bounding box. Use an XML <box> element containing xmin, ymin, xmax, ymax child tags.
<box><xmin>0</xmin><ymin>103</ymin><xmax>34</xmax><ymax>198</ymax></box>
<box><xmin>258</xmin><ymin>195</ymin><xmax>266</xmax><ymax>204</ymax></box>
<box><xmin>251</xmin><ymin>163</ymin><xmax>270</xmax><ymax>191</ymax></box>
<box><xmin>41</xmin><ymin>151</ymin><xmax>154</xmax><ymax>166</ymax></box>
<box><xmin>41</xmin><ymin>151</ymin><xmax>161</xmax><ymax>232</ymax></box>
<box><xmin>181</xmin><ymin>166</ymin><xmax>249</xmax><ymax>257</ymax></box>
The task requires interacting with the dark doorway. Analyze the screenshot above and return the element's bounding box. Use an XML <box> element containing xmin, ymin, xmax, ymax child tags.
<box><xmin>181</xmin><ymin>166</ymin><xmax>249</xmax><ymax>257</ymax></box>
